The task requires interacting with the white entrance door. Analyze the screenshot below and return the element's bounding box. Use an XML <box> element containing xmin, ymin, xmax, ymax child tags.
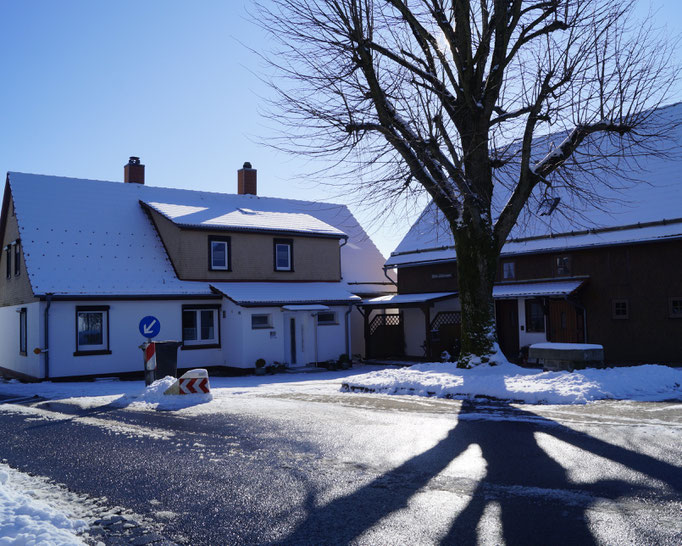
<box><xmin>283</xmin><ymin>312</ymin><xmax>314</xmax><ymax>366</ymax></box>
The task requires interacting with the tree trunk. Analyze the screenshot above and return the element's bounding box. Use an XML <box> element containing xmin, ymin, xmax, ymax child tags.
<box><xmin>452</xmin><ymin>218</ymin><xmax>500</xmax><ymax>367</ymax></box>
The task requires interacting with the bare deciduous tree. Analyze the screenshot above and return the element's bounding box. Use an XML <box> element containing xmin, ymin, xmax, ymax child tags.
<box><xmin>256</xmin><ymin>0</ymin><xmax>678</xmax><ymax>365</ymax></box>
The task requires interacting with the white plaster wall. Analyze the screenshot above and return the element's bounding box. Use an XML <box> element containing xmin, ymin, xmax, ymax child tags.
<box><xmin>517</xmin><ymin>298</ymin><xmax>548</xmax><ymax>348</ymax></box>
<box><xmin>221</xmin><ymin>299</ymin><xmax>245</xmax><ymax>367</ymax></box>
<box><xmin>47</xmin><ymin>299</ymin><xmax>225</xmax><ymax>378</ymax></box>
<box><xmin>315</xmin><ymin>307</ymin><xmax>348</xmax><ymax>362</ymax></box>
<box><xmin>349</xmin><ymin>306</ymin><xmax>364</xmax><ymax>358</ymax></box>
<box><xmin>0</xmin><ymin>302</ymin><xmax>42</xmax><ymax>378</ymax></box>
<box><xmin>241</xmin><ymin>306</ymin><xmax>286</xmax><ymax>367</ymax></box>
<box><xmin>403</xmin><ymin>307</ymin><xmax>426</xmax><ymax>357</ymax></box>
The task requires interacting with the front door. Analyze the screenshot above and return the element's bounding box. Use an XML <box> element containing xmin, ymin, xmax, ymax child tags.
<box><xmin>548</xmin><ymin>299</ymin><xmax>584</xmax><ymax>343</ymax></box>
<box><xmin>496</xmin><ymin>299</ymin><xmax>520</xmax><ymax>362</ymax></box>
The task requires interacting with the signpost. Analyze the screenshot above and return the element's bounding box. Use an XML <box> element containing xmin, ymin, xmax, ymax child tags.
<box><xmin>139</xmin><ymin>315</ymin><xmax>161</xmax><ymax>339</ymax></box>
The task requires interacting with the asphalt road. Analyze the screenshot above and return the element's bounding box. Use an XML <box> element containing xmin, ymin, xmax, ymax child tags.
<box><xmin>1</xmin><ymin>390</ymin><xmax>681</xmax><ymax>545</ymax></box>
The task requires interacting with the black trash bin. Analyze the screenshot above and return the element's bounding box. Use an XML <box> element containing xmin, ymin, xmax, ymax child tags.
<box><xmin>141</xmin><ymin>341</ymin><xmax>181</xmax><ymax>385</ymax></box>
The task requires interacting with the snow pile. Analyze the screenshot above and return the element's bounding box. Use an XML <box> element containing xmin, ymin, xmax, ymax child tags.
<box><xmin>342</xmin><ymin>362</ymin><xmax>682</xmax><ymax>404</ymax></box>
<box><xmin>115</xmin><ymin>376</ymin><xmax>213</xmax><ymax>410</ymax></box>
<box><xmin>0</xmin><ymin>464</ymin><xmax>87</xmax><ymax>545</ymax></box>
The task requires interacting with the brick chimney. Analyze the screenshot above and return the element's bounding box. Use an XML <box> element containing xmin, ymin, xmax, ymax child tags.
<box><xmin>124</xmin><ymin>156</ymin><xmax>145</xmax><ymax>184</ymax></box>
<box><xmin>237</xmin><ymin>162</ymin><xmax>256</xmax><ymax>195</ymax></box>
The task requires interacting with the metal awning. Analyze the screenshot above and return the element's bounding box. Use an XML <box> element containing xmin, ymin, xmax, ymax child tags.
<box><xmin>493</xmin><ymin>278</ymin><xmax>586</xmax><ymax>299</ymax></box>
<box><xmin>361</xmin><ymin>291</ymin><xmax>457</xmax><ymax>307</ymax></box>
<box><xmin>281</xmin><ymin>304</ymin><xmax>330</xmax><ymax>311</ymax></box>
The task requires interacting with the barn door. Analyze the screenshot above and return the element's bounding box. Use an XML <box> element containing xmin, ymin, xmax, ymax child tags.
<box><xmin>548</xmin><ymin>299</ymin><xmax>584</xmax><ymax>343</ymax></box>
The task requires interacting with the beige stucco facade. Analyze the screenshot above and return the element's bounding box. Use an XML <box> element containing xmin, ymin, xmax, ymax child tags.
<box><xmin>0</xmin><ymin>199</ymin><xmax>36</xmax><ymax>306</ymax></box>
<box><xmin>147</xmin><ymin>208</ymin><xmax>342</xmax><ymax>281</ymax></box>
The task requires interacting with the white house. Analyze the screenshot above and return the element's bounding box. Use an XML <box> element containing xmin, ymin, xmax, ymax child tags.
<box><xmin>0</xmin><ymin>159</ymin><xmax>393</xmax><ymax>380</ymax></box>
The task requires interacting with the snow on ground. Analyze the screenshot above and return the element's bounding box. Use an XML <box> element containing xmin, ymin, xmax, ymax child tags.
<box><xmin>0</xmin><ymin>363</ymin><xmax>680</xmax><ymax>409</ymax></box>
<box><xmin>0</xmin><ymin>463</ymin><xmax>88</xmax><ymax>545</ymax></box>
<box><xmin>342</xmin><ymin>362</ymin><xmax>682</xmax><ymax>404</ymax></box>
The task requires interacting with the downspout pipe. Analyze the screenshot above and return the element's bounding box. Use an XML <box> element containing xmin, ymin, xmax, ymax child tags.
<box><xmin>338</xmin><ymin>236</ymin><xmax>348</xmax><ymax>280</ymax></box>
<box><xmin>313</xmin><ymin>312</ymin><xmax>319</xmax><ymax>365</ymax></box>
<box><xmin>345</xmin><ymin>305</ymin><xmax>353</xmax><ymax>358</ymax></box>
<box><xmin>44</xmin><ymin>294</ymin><xmax>53</xmax><ymax>379</ymax></box>
<box><xmin>383</xmin><ymin>267</ymin><xmax>397</xmax><ymax>287</ymax></box>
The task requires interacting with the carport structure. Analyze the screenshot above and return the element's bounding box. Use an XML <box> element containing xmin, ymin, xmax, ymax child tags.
<box><xmin>359</xmin><ymin>292</ymin><xmax>459</xmax><ymax>360</ymax></box>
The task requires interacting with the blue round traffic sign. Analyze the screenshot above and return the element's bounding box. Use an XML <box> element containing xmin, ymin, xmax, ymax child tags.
<box><xmin>139</xmin><ymin>315</ymin><xmax>161</xmax><ymax>338</ymax></box>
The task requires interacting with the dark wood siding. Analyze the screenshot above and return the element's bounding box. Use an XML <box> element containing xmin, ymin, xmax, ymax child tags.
<box><xmin>395</xmin><ymin>238</ymin><xmax>682</xmax><ymax>365</ymax></box>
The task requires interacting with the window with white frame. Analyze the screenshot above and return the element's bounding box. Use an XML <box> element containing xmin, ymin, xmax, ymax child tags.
<box><xmin>209</xmin><ymin>236</ymin><xmax>231</xmax><ymax>271</ymax></box>
<box><xmin>75</xmin><ymin>306</ymin><xmax>110</xmax><ymax>354</ymax></box>
<box><xmin>274</xmin><ymin>238</ymin><xmax>293</xmax><ymax>271</ymax></box>
<box><xmin>182</xmin><ymin>306</ymin><xmax>220</xmax><ymax>347</ymax></box>
<box><xmin>19</xmin><ymin>308</ymin><xmax>27</xmax><ymax>355</ymax></box>
<box><xmin>502</xmin><ymin>261</ymin><xmax>516</xmax><ymax>280</ymax></box>
<box><xmin>251</xmin><ymin>314</ymin><xmax>272</xmax><ymax>329</ymax></box>
<box><xmin>317</xmin><ymin>311</ymin><xmax>337</xmax><ymax>325</ymax></box>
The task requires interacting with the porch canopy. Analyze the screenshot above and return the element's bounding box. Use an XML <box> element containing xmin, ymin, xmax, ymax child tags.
<box><xmin>361</xmin><ymin>291</ymin><xmax>457</xmax><ymax>308</ymax></box>
<box><xmin>493</xmin><ymin>278</ymin><xmax>587</xmax><ymax>299</ymax></box>
<box><xmin>210</xmin><ymin>282</ymin><xmax>360</xmax><ymax>307</ymax></box>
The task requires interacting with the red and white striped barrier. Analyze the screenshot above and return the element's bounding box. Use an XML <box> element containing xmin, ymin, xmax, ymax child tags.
<box><xmin>178</xmin><ymin>369</ymin><xmax>211</xmax><ymax>395</ymax></box>
<box><xmin>144</xmin><ymin>342</ymin><xmax>157</xmax><ymax>371</ymax></box>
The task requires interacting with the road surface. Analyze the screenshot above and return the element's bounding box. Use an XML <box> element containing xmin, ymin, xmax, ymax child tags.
<box><xmin>1</xmin><ymin>385</ymin><xmax>680</xmax><ymax>544</ymax></box>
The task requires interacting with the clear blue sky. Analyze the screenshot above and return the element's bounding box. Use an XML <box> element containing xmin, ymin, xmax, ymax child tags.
<box><xmin>1</xmin><ymin>1</ymin><xmax>680</xmax><ymax>257</ymax></box>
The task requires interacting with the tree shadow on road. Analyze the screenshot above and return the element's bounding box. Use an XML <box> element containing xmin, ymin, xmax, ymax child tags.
<box><xmin>277</xmin><ymin>399</ymin><xmax>681</xmax><ymax>545</ymax></box>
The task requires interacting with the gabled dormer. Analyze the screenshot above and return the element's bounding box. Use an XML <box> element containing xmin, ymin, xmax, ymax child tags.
<box><xmin>140</xmin><ymin>164</ymin><xmax>348</xmax><ymax>282</ymax></box>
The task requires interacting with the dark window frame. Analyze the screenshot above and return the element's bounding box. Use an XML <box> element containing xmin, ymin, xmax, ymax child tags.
<box><xmin>273</xmin><ymin>238</ymin><xmax>294</xmax><ymax>272</ymax></box>
<box><xmin>251</xmin><ymin>313</ymin><xmax>272</xmax><ymax>329</ymax></box>
<box><xmin>208</xmin><ymin>236</ymin><xmax>232</xmax><ymax>271</ymax></box>
<box><xmin>525</xmin><ymin>299</ymin><xmax>546</xmax><ymax>333</ymax></box>
<box><xmin>181</xmin><ymin>304</ymin><xmax>221</xmax><ymax>350</ymax></box>
<box><xmin>502</xmin><ymin>261</ymin><xmax>516</xmax><ymax>280</ymax></box>
<box><xmin>19</xmin><ymin>307</ymin><xmax>27</xmax><ymax>356</ymax></box>
<box><xmin>74</xmin><ymin>305</ymin><xmax>111</xmax><ymax>356</ymax></box>
<box><xmin>669</xmin><ymin>298</ymin><xmax>682</xmax><ymax>319</ymax></box>
<box><xmin>13</xmin><ymin>240</ymin><xmax>20</xmax><ymax>276</ymax></box>
<box><xmin>317</xmin><ymin>311</ymin><xmax>337</xmax><ymax>325</ymax></box>
<box><xmin>5</xmin><ymin>246</ymin><xmax>10</xmax><ymax>279</ymax></box>
<box><xmin>555</xmin><ymin>255</ymin><xmax>572</xmax><ymax>276</ymax></box>
<box><xmin>612</xmin><ymin>299</ymin><xmax>629</xmax><ymax>320</ymax></box>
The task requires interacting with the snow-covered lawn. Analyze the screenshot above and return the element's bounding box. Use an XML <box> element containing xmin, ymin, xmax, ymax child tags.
<box><xmin>0</xmin><ymin>363</ymin><xmax>680</xmax><ymax>408</ymax></box>
<box><xmin>342</xmin><ymin>362</ymin><xmax>682</xmax><ymax>404</ymax></box>
<box><xmin>0</xmin><ymin>464</ymin><xmax>88</xmax><ymax>545</ymax></box>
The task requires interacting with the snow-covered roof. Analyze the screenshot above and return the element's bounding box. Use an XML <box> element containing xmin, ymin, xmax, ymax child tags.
<box><xmin>6</xmin><ymin>172</ymin><xmax>387</xmax><ymax>296</ymax></box>
<box><xmin>210</xmin><ymin>282</ymin><xmax>360</xmax><ymax>306</ymax></box>
<box><xmin>493</xmin><ymin>279</ymin><xmax>585</xmax><ymax>299</ymax></box>
<box><xmin>362</xmin><ymin>291</ymin><xmax>457</xmax><ymax>306</ymax></box>
<box><xmin>387</xmin><ymin>103</ymin><xmax>682</xmax><ymax>268</ymax></box>
<box><xmin>144</xmin><ymin>201</ymin><xmax>346</xmax><ymax>238</ymax></box>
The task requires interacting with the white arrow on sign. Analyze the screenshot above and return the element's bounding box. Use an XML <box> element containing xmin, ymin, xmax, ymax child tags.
<box><xmin>143</xmin><ymin>319</ymin><xmax>157</xmax><ymax>335</ymax></box>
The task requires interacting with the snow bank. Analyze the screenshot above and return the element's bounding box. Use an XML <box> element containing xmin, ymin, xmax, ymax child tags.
<box><xmin>342</xmin><ymin>362</ymin><xmax>682</xmax><ymax>404</ymax></box>
<box><xmin>0</xmin><ymin>464</ymin><xmax>87</xmax><ymax>545</ymax></box>
<box><xmin>113</xmin><ymin>376</ymin><xmax>213</xmax><ymax>410</ymax></box>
